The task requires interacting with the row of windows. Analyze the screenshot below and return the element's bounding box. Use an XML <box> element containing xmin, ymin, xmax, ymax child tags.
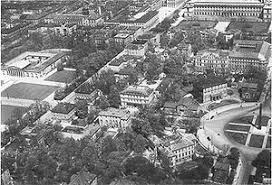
<box><xmin>195</xmin><ymin>6</ymin><xmax>261</xmax><ymax>11</ymax></box>
<box><xmin>194</xmin><ymin>11</ymin><xmax>259</xmax><ymax>17</ymax></box>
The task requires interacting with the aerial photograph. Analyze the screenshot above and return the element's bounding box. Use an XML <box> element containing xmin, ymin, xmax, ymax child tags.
<box><xmin>1</xmin><ymin>0</ymin><xmax>271</xmax><ymax>184</ymax></box>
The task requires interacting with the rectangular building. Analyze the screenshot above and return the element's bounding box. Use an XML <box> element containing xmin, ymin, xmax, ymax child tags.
<box><xmin>120</xmin><ymin>85</ymin><xmax>155</xmax><ymax>108</ymax></box>
<box><xmin>98</xmin><ymin>108</ymin><xmax>131</xmax><ymax>131</ymax></box>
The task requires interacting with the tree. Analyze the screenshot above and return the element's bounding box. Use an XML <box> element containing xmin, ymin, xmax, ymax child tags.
<box><xmin>95</xmin><ymin>70</ymin><xmax>116</xmax><ymax>95</ymax></box>
<box><xmin>95</xmin><ymin>95</ymin><xmax>110</xmax><ymax>110</ymax></box>
<box><xmin>57</xmin><ymin>62</ymin><xmax>64</xmax><ymax>71</ymax></box>
<box><xmin>252</xmin><ymin>150</ymin><xmax>271</xmax><ymax>169</ymax></box>
<box><xmin>133</xmin><ymin>134</ymin><xmax>146</xmax><ymax>154</ymax></box>
<box><xmin>108</xmin><ymin>85</ymin><xmax>121</xmax><ymax>108</ymax></box>
<box><xmin>75</xmin><ymin>99</ymin><xmax>88</xmax><ymax>118</ymax></box>
<box><xmin>131</xmin><ymin>118</ymin><xmax>152</xmax><ymax>137</ymax></box>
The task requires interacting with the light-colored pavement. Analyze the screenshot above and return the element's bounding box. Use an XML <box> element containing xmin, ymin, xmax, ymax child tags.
<box><xmin>198</xmin><ymin>102</ymin><xmax>271</xmax><ymax>185</ymax></box>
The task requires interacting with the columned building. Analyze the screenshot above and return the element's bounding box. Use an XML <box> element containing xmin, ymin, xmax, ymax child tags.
<box><xmin>186</xmin><ymin>0</ymin><xmax>271</xmax><ymax>22</ymax></box>
<box><xmin>203</xmin><ymin>83</ymin><xmax>228</xmax><ymax>103</ymax></box>
<box><xmin>194</xmin><ymin>49</ymin><xmax>229</xmax><ymax>73</ymax></box>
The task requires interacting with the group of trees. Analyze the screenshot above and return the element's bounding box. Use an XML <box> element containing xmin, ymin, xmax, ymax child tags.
<box><xmin>2</xmin><ymin>119</ymin><xmax>170</xmax><ymax>185</ymax></box>
<box><xmin>131</xmin><ymin>107</ymin><xmax>168</xmax><ymax>138</ymax></box>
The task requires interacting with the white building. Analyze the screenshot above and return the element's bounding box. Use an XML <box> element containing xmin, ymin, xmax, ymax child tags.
<box><xmin>194</xmin><ymin>49</ymin><xmax>229</xmax><ymax>73</ymax></box>
<box><xmin>186</xmin><ymin>0</ymin><xmax>271</xmax><ymax>22</ymax></box>
<box><xmin>98</xmin><ymin>108</ymin><xmax>131</xmax><ymax>131</ymax></box>
<box><xmin>120</xmin><ymin>85</ymin><xmax>155</xmax><ymax>108</ymax></box>
<box><xmin>124</xmin><ymin>40</ymin><xmax>148</xmax><ymax>56</ymax></box>
<box><xmin>1</xmin><ymin>51</ymin><xmax>68</xmax><ymax>79</ymax></box>
<box><xmin>159</xmin><ymin>136</ymin><xmax>195</xmax><ymax>168</ymax></box>
<box><xmin>203</xmin><ymin>83</ymin><xmax>228</xmax><ymax>103</ymax></box>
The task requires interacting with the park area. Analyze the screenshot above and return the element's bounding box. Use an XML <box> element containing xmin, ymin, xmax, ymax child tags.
<box><xmin>1</xmin><ymin>83</ymin><xmax>59</xmax><ymax>100</ymax></box>
<box><xmin>45</xmin><ymin>70</ymin><xmax>77</xmax><ymax>84</ymax></box>
<box><xmin>226</xmin><ymin>21</ymin><xmax>270</xmax><ymax>34</ymax></box>
<box><xmin>1</xmin><ymin>105</ymin><xmax>27</xmax><ymax>124</ymax></box>
<box><xmin>175</xmin><ymin>20</ymin><xmax>217</xmax><ymax>30</ymax></box>
<box><xmin>255</xmin><ymin>116</ymin><xmax>270</xmax><ymax>126</ymax></box>
<box><xmin>232</xmin><ymin>116</ymin><xmax>254</xmax><ymax>124</ymax></box>
<box><xmin>224</xmin><ymin>124</ymin><xmax>251</xmax><ymax>132</ymax></box>
<box><xmin>207</xmin><ymin>99</ymin><xmax>240</xmax><ymax>111</ymax></box>
<box><xmin>248</xmin><ymin>134</ymin><xmax>264</xmax><ymax>148</ymax></box>
<box><xmin>225</xmin><ymin>132</ymin><xmax>248</xmax><ymax>145</ymax></box>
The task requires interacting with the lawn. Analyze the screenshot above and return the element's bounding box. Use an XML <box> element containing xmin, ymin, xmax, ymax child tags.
<box><xmin>175</xmin><ymin>20</ymin><xmax>217</xmax><ymax>30</ymax></box>
<box><xmin>266</xmin><ymin>136</ymin><xmax>271</xmax><ymax>149</ymax></box>
<box><xmin>1</xmin><ymin>105</ymin><xmax>28</xmax><ymax>124</ymax></box>
<box><xmin>226</xmin><ymin>21</ymin><xmax>270</xmax><ymax>34</ymax></box>
<box><xmin>232</xmin><ymin>116</ymin><xmax>254</xmax><ymax>124</ymax></box>
<box><xmin>225</xmin><ymin>132</ymin><xmax>248</xmax><ymax>145</ymax></box>
<box><xmin>45</xmin><ymin>70</ymin><xmax>77</xmax><ymax>84</ymax></box>
<box><xmin>248</xmin><ymin>135</ymin><xmax>264</xmax><ymax>148</ymax></box>
<box><xmin>224</xmin><ymin>124</ymin><xmax>250</xmax><ymax>132</ymax></box>
<box><xmin>255</xmin><ymin>116</ymin><xmax>270</xmax><ymax>126</ymax></box>
<box><xmin>1</xmin><ymin>83</ymin><xmax>59</xmax><ymax>100</ymax></box>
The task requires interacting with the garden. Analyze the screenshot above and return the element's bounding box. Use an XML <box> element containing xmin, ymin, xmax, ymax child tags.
<box><xmin>224</xmin><ymin>124</ymin><xmax>251</xmax><ymax>132</ymax></box>
<box><xmin>232</xmin><ymin>116</ymin><xmax>254</xmax><ymax>124</ymax></box>
<box><xmin>45</xmin><ymin>70</ymin><xmax>77</xmax><ymax>84</ymax></box>
<box><xmin>225</xmin><ymin>132</ymin><xmax>248</xmax><ymax>145</ymax></box>
<box><xmin>248</xmin><ymin>134</ymin><xmax>264</xmax><ymax>148</ymax></box>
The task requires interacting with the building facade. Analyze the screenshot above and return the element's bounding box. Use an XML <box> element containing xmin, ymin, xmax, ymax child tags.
<box><xmin>229</xmin><ymin>40</ymin><xmax>271</xmax><ymax>72</ymax></box>
<box><xmin>120</xmin><ymin>85</ymin><xmax>155</xmax><ymax>108</ymax></box>
<box><xmin>203</xmin><ymin>83</ymin><xmax>228</xmax><ymax>103</ymax></box>
<box><xmin>159</xmin><ymin>136</ymin><xmax>195</xmax><ymax>168</ymax></box>
<box><xmin>1</xmin><ymin>51</ymin><xmax>68</xmax><ymax>79</ymax></box>
<box><xmin>98</xmin><ymin>108</ymin><xmax>131</xmax><ymax>131</ymax></box>
<box><xmin>194</xmin><ymin>49</ymin><xmax>229</xmax><ymax>73</ymax></box>
<box><xmin>186</xmin><ymin>0</ymin><xmax>272</xmax><ymax>22</ymax></box>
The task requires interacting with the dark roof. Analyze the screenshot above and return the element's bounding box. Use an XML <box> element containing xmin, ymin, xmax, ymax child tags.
<box><xmin>178</xmin><ymin>97</ymin><xmax>199</xmax><ymax>111</ymax></box>
<box><xmin>51</xmin><ymin>103</ymin><xmax>75</xmax><ymax>114</ymax></box>
<box><xmin>109</xmin><ymin>59</ymin><xmax>124</xmax><ymax>66</ymax></box>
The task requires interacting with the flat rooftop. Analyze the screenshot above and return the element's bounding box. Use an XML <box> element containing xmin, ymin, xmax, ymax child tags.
<box><xmin>2</xmin><ymin>51</ymin><xmax>67</xmax><ymax>73</ymax></box>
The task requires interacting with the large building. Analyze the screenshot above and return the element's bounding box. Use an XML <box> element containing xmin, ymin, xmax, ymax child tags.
<box><xmin>186</xmin><ymin>0</ymin><xmax>272</xmax><ymax>22</ymax></box>
<box><xmin>229</xmin><ymin>40</ymin><xmax>271</xmax><ymax>72</ymax></box>
<box><xmin>98</xmin><ymin>108</ymin><xmax>131</xmax><ymax>131</ymax></box>
<box><xmin>1</xmin><ymin>50</ymin><xmax>68</xmax><ymax>79</ymax></box>
<box><xmin>120</xmin><ymin>85</ymin><xmax>155</xmax><ymax>108</ymax></box>
<box><xmin>203</xmin><ymin>83</ymin><xmax>228</xmax><ymax>103</ymax></box>
<box><xmin>194</xmin><ymin>49</ymin><xmax>229</xmax><ymax>73</ymax></box>
<box><xmin>159</xmin><ymin>135</ymin><xmax>195</xmax><ymax>168</ymax></box>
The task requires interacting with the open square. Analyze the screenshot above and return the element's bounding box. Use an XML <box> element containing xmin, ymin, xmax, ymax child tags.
<box><xmin>45</xmin><ymin>70</ymin><xmax>77</xmax><ymax>83</ymax></box>
<box><xmin>1</xmin><ymin>83</ymin><xmax>59</xmax><ymax>100</ymax></box>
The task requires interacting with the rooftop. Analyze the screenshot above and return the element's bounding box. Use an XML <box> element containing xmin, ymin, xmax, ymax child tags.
<box><xmin>51</xmin><ymin>103</ymin><xmax>75</xmax><ymax>114</ymax></box>
<box><xmin>69</xmin><ymin>168</ymin><xmax>96</xmax><ymax>185</ymax></box>
<box><xmin>2</xmin><ymin>51</ymin><xmax>67</xmax><ymax>73</ymax></box>
<box><xmin>230</xmin><ymin>40</ymin><xmax>271</xmax><ymax>60</ymax></box>
<box><xmin>193</xmin><ymin>0</ymin><xmax>263</xmax><ymax>5</ymax></box>
<box><xmin>114</xmin><ymin>33</ymin><xmax>131</xmax><ymax>39</ymax></box>
<box><xmin>99</xmin><ymin>108</ymin><xmax>131</xmax><ymax>120</ymax></box>
<box><xmin>121</xmin><ymin>85</ymin><xmax>153</xmax><ymax>97</ymax></box>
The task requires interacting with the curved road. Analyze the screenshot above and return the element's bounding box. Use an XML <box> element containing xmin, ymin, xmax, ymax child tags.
<box><xmin>200</xmin><ymin>102</ymin><xmax>271</xmax><ymax>184</ymax></box>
